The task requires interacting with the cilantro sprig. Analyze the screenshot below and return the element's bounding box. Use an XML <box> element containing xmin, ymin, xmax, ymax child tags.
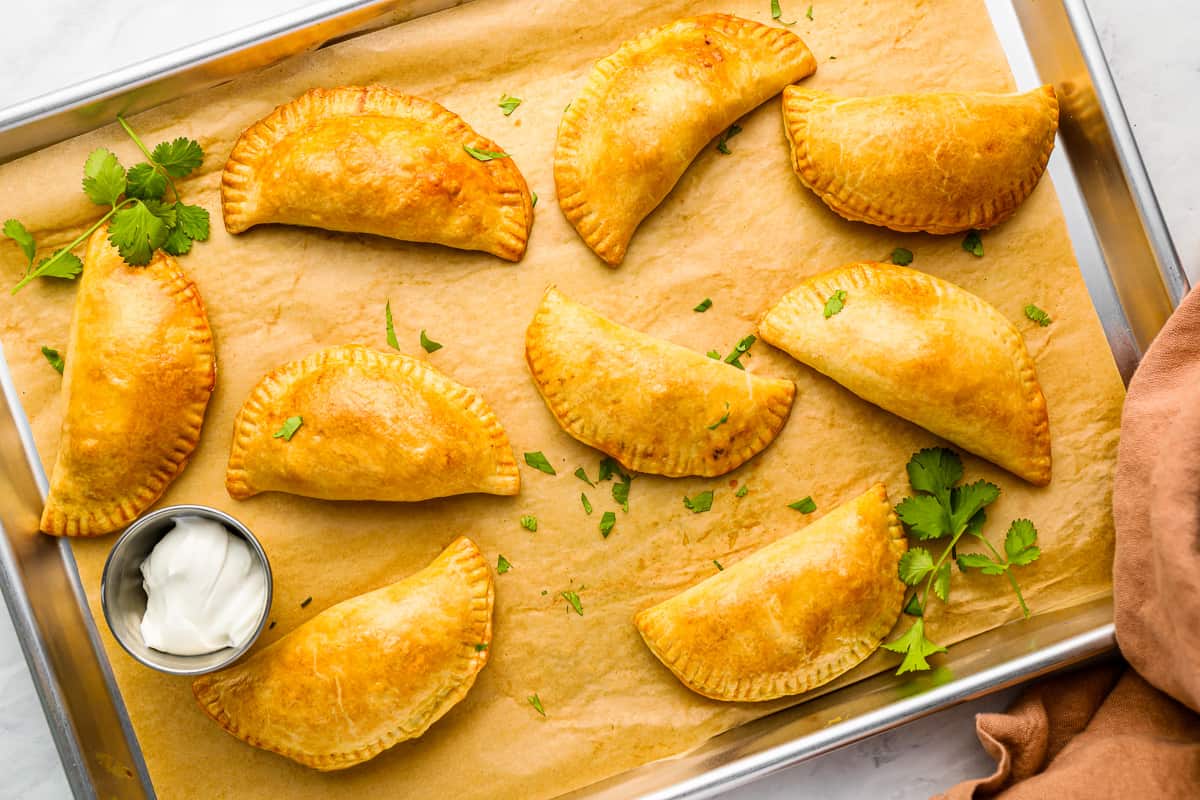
<box><xmin>6</xmin><ymin>117</ymin><xmax>208</xmax><ymax>294</ymax></box>
<box><xmin>884</xmin><ymin>448</ymin><xmax>1041</xmax><ymax>674</ymax></box>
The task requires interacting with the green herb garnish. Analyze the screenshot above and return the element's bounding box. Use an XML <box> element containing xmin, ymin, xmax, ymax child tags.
<box><xmin>716</xmin><ymin>124</ymin><xmax>744</xmax><ymax>154</ymax></box>
<box><xmin>561</xmin><ymin>590</ymin><xmax>583</xmax><ymax>615</ymax></box>
<box><xmin>788</xmin><ymin>496</ymin><xmax>817</xmax><ymax>513</ymax></box>
<box><xmin>41</xmin><ymin>346</ymin><xmax>64</xmax><ymax>374</ymax></box>
<box><xmin>723</xmin><ymin>335</ymin><xmax>756</xmax><ymax>370</ymax></box>
<box><xmin>528</xmin><ymin>693</ymin><xmax>546</xmax><ymax>716</ymax></box>
<box><xmin>385</xmin><ymin>300</ymin><xmax>400</xmax><ymax>350</ymax></box>
<box><xmin>300</xmin><ymin>596</ymin><xmax>312</xmax><ymax>608</ymax></box>
<box><xmin>713</xmin><ymin>559</ymin><xmax>724</xmax><ymax>571</ymax></box>
<box><xmin>498</xmin><ymin>94</ymin><xmax>522</xmax><ymax>116</ymax></box>
<box><xmin>683</xmin><ymin>490</ymin><xmax>714</xmax><ymax>513</ymax></box>
<box><xmin>574</xmin><ymin>466</ymin><xmax>595</xmax><ymax>486</ymax></box>
<box><xmin>419</xmin><ymin>329</ymin><xmax>443</xmax><ymax>353</ymax></box>
<box><xmin>770</xmin><ymin>0</ymin><xmax>796</xmax><ymax>24</ymax></box>
<box><xmin>962</xmin><ymin>230</ymin><xmax>984</xmax><ymax>257</ymax></box>
<box><xmin>273</xmin><ymin>416</ymin><xmax>303</xmax><ymax>441</ymax></box>
<box><xmin>823</xmin><ymin>290</ymin><xmax>847</xmax><ymax>318</ymax></box>
<box><xmin>599</xmin><ymin>511</ymin><xmax>616</xmax><ymax>538</ymax></box>
<box><xmin>707</xmin><ymin>350</ymin><xmax>721</xmax><ymax>360</ymax></box>
<box><xmin>532</xmin><ymin>191</ymin><xmax>538</xmax><ymax>208</ymax></box>
<box><xmin>806</xmin><ymin>4</ymin><xmax>814</xmax><ymax>20</ymax></box>
<box><xmin>497</xmin><ymin>554</ymin><xmax>513</xmax><ymax>574</ymax></box>
<box><xmin>707</xmin><ymin>402</ymin><xmax>730</xmax><ymax>430</ymax></box>
<box><xmin>1024</xmin><ymin>304</ymin><xmax>1052</xmax><ymax>326</ymax></box>
<box><xmin>612</xmin><ymin>477</ymin><xmax>631</xmax><ymax>512</ymax></box>
<box><xmin>735</xmin><ymin>484</ymin><xmax>749</xmax><ymax>498</ymax></box>
<box><xmin>694</xmin><ymin>297</ymin><xmax>713</xmax><ymax>312</ymax></box>
<box><xmin>581</xmin><ymin>493</ymin><xmax>593</xmax><ymax>515</ymax></box>
<box><xmin>520</xmin><ymin>515</ymin><xmax>538</xmax><ymax>532</ymax></box>
<box><xmin>891</xmin><ymin>247</ymin><xmax>914</xmax><ymax>266</ymax></box>
<box><xmin>474</xmin><ymin>643</ymin><xmax>488</xmax><ymax>652</ymax></box>
<box><xmin>524</xmin><ymin>451</ymin><xmax>556</xmax><ymax>475</ymax></box>
<box><xmin>464</xmin><ymin>145</ymin><xmax>509</xmax><ymax>161</ymax></box>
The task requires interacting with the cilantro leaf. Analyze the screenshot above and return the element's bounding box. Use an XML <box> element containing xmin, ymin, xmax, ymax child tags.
<box><xmin>1004</xmin><ymin>519</ymin><xmax>1041</xmax><ymax>565</ymax></box>
<box><xmin>574</xmin><ymin>466</ymin><xmax>595</xmax><ymax>486</ymax></box>
<box><xmin>599</xmin><ymin>511</ymin><xmax>616</xmax><ymax>538</ymax></box>
<box><xmin>561</xmin><ymin>590</ymin><xmax>583</xmax><ymax>615</ymax></box>
<box><xmin>882</xmin><ymin>618</ymin><xmax>946</xmax><ymax>674</ymax></box>
<box><xmin>903</xmin><ymin>592</ymin><xmax>924</xmax><ymax>616</ymax></box>
<box><xmin>31</xmin><ymin>252</ymin><xmax>83</xmax><ymax>281</ymax></box>
<box><xmin>1024</xmin><ymin>304</ymin><xmax>1052</xmax><ymax>327</ymax></box>
<box><xmin>962</xmin><ymin>230</ymin><xmax>984</xmax><ymax>257</ymax></box>
<box><xmin>949</xmin><ymin>480</ymin><xmax>1001</xmax><ymax>533</ymax></box>
<box><xmin>933</xmin><ymin>562</ymin><xmax>951</xmax><ymax>602</ymax></box>
<box><xmin>735</xmin><ymin>484</ymin><xmax>748</xmax><ymax>498</ymax></box>
<box><xmin>581</xmin><ymin>493</ymin><xmax>592</xmax><ymax>515</ymax></box>
<box><xmin>81</xmin><ymin>148</ymin><xmax>126</xmax><ymax>206</ymax></box>
<box><xmin>683</xmin><ymin>490</ymin><xmax>714</xmax><ymax>513</ymax></box>
<box><xmin>531</xmin><ymin>191</ymin><xmax>538</xmax><ymax>208</ymax></box>
<box><xmin>474</xmin><ymin>643</ymin><xmax>488</xmax><ymax>652</ymax></box>
<box><xmin>528</xmin><ymin>693</ymin><xmax>546</xmax><ymax>716</ymax></box>
<box><xmin>497</xmin><ymin>554</ymin><xmax>512</xmax><ymax>573</ymax></box>
<box><xmin>694</xmin><ymin>297</ymin><xmax>712</xmax><ymax>312</ymax></box>
<box><xmin>174</xmin><ymin>202</ymin><xmax>210</xmax><ymax>241</ymax></box>
<box><xmin>707</xmin><ymin>402</ymin><xmax>730</xmax><ymax>430</ymax></box>
<box><xmin>898</xmin><ymin>547</ymin><xmax>934</xmax><ymax>585</ymax></box>
<box><xmin>598</xmin><ymin>456</ymin><xmax>628</xmax><ymax>483</ymax></box>
<box><xmin>906</xmin><ymin>447</ymin><xmax>962</xmax><ymax>508</ymax></box>
<box><xmin>895</xmin><ymin>494</ymin><xmax>949</xmax><ymax>540</ymax></box>
<box><xmin>108</xmin><ymin>199</ymin><xmax>169</xmax><ymax>265</ymax></box>
<box><xmin>612</xmin><ymin>476</ymin><xmax>631</xmax><ymax>512</ymax></box>
<box><xmin>150</xmin><ymin>137</ymin><xmax>204</xmax><ymax>178</ymax></box>
<box><xmin>723</xmin><ymin>334</ymin><xmax>756</xmax><ymax>369</ymax></box>
<box><xmin>4</xmin><ymin>219</ymin><xmax>36</xmax><ymax>264</ymax></box>
<box><xmin>162</xmin><ymin>226</ymin><xmax>193</xmax><ymax>256</ymax></box>
<box><xmin>823</xmin><ymin>289</ymin><xmax>847</xmax><ymax>318</ymax></box>
<box><xmin>890</xmin><ymin>247</ymin><xmax>914</xmax><ymax>266</ymax></box>
<box><xmin>716</xmin><ymin>124</ymin><xmax>743</xmax><ymax>154</ymax></box>
<box><xmin>124</xmin><ymin>162</ymin><xmax>167</xmax><ymax>201</ymax></box>
<box><xmin>956</xmin><ymin>552</ymin><xmax>1005</xmax><ymax>575</ymax></box>
<box><xmin>385</xmin><ymin>301</ymin><xmax>400</xmax><ymax>350</ymax></box>
<box><xmin>498</xmin><ymin>94</ymin><xmax>522</xmax><ymax>116</ymax></box>
<box><xmin>464</xmin><ymin>145</ymin><xmax>509</xmax><ymax>161</ymax></box>
<box><xmin>41</xmin><ymin>346</ymin><xmax>64</xmax><ymax>374</ymax></box>
<box><xmin>520</xmin><ymin>515</ymin><xmax>538</xmax><ymax>532</ymax></box>
<box><xmin>273</xmin><ymin>416</ymin><xmax>303</xmax><ymax>440</ymax></box>
<box><xmin>713</xmin><ymin>559</ymin><xmax>724</xmax><ymax>571</ymax></box>
<box><xmin>806</xmin><ymin>4</ymin><xmax>814</xmax><ymax>20</ymax></box>
<box><xmin>770</xmin><ymin>0</ymin><xmax>796</xmax><ymax>24</ymax></box>
<box><xmin>788</xmin><ymin>496</ymin><xmax>817</xmax><ymax>513</ymax></box>
<box><xmin>419</xmin><ymin>329</ymin><xmax>443</xmax><ymax>353</ymax></box>
<box><xmin>524</xmin><ymin>451</ymin><xmax>556</xmax><ymax>475</ymax></box>
<box><xmin>707</xmin><ymin>350</ymin><xmax>721</xmax><ymax>360</ymax></box>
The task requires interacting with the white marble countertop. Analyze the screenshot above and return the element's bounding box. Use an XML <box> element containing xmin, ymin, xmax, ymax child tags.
<box><xmin>0</xmin><ymin>2</ymin><xmax>1196</xmax><ymax>798</ymax></box>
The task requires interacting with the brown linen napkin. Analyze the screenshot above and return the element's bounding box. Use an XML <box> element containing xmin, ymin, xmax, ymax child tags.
<box><xmin>938</xmin><ymin>287</ymin><xmax>1200</xmax><ymax>798</ymax></box>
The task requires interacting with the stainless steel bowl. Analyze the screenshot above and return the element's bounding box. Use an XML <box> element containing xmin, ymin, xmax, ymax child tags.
<box><xmin>100</xmin><ymin>504</ymin><xmax>273</xmax><ymax>676</ymax></box>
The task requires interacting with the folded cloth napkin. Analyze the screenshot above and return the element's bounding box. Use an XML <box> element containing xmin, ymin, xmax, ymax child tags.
<box><xmin>938</xmin><ymin>287</ymin><xmax>1200</xmax><ymax>798</ymax></box>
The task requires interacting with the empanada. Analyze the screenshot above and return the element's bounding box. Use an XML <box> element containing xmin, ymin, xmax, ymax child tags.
<box><xmin>782</xmin><ymin>85</ymin><xmax>1059</xmax><ymax>233</ymax></box>
<box><xmin>525</xmin><ymin>287</ymin><xmax>794</xmax><ymax>477</ymax></box>
<box><xmin>226</xmin><ymin>345</ymin><xmax>519</xmax><ymax>501</ymax></box>
<box><xmin>555</xmin><ymin>14</ymin><xmax>816</xmax><ymax>265</ymax></box>
<box><xmin>41</xmin><ymin>229</ymin><xmax>215</xmax><ymax>536</ymax></box>
<box><xmin>222</xmin><ymin>86</ymin><xmax>533</xmax><ymax>261</ymax></box>
<box><xmin>193</xmin><ymin>536</ymin><xmax>493</xmax><ymax>771</ymax></box>
<box><xmin>635</xmin><ymin>484</ymin><xmax>906</xmax><ymax>702</ymax></box>
<box><xmin>758</xmin><ymin>262</ymin><xmax>1051</xmax><ymax>485</ymax></box>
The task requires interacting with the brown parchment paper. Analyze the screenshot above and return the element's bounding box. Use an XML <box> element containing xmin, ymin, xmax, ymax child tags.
<box><xmin>0</xmin><ymin>0</ymin><xmax>1126</xmax><ymax>797</ymax></box>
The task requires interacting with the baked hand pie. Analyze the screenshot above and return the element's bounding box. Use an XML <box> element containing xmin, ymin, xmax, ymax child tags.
<box><xmin>555</xmin><ymin>14</ymin><xmax>816</xmax><ymax>265</ymax></box>
<box><xmin>782</xmin><ymin>85</ymin><xmax>1059</xmax><ymax>234</ymax></box>
<box><xmin>226</xmin><ymin>345</ymin><xmax>519</xmax><ymax>501</ymax></box>
<box><xmin>222</xmin><ymin>86</ymin><xmax>533</xmax><ymax>261</ymax></box>
<box><xmin>41</xmin><ymin>229</ymin><xmax>215</xmax><ymax>536</ymax></box>
<box><xmin>758</xmin><ymin>262</ymin><xmax>1051</xmax><ymax>485</ymax></box>
<box><xmin>525</xmin><ymin>287</ymin><xmax>794</xmax><ymax>477</ymax></box>
<box><xmin>193</xmin><ymin>536</ymin><xmax>493</xmax><ymax>771</ymax></box>
<box><xmin>635</xmin><ymin>484</ymin><xmax>906</xmax><ymax>701</ymax></box>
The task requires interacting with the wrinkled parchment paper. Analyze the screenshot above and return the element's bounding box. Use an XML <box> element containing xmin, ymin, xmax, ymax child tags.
<box><xmin>0</xmin><ymin>0</ymin><xmax>1125</xmax><ymax>797</ymax></box>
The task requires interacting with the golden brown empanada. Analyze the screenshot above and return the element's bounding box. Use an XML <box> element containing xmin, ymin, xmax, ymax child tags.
<box><xmin>222</xmin><ymin>86</ymin><xmax>533</xmax><ymax>261</ymax></box>
<box><xmin>782</xmin><ymin>85</ymin><xmax>1059</xmax><ymax>234</ymax></box>
<box><xmin>193</xmin><ymin>536</ymin><xmax>493</xmax><ymax>771</ymax></box>
<box><xmin>759</xmin><ymin>262</ymin><xmax>1051</xmax><ymax>485</ymax></box>
<box><xmin>556</xmin><ymin>14</ymin><xmax>816</xmax><ymax>265</ymax></box>
<box><xmin>636</xmin><ymin>484</ymin><xmax>906</xmax><ymax>701</ymax></box>
<box><xmin>41</xmin><ymin>229</ymin><xmax>215</xmax><ymax>536</ymax></box>
<box><xmin>525</xmin><ymin>287</ymin><xmax>794</xmax><ymax>477</ymax></box>
<box><xmin>226</xmin><ymin>345</ymin><xmax>519</xmax><ymax>501</ymax></box>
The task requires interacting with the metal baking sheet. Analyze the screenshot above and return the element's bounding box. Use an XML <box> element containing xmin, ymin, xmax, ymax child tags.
<box><xmin>0</xmin><ymin>1</ymin><xmax>1186</xmax><ymax>798</ymax></box>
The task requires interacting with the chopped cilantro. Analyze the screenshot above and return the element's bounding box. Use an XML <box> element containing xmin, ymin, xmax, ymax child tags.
<box><xmin>520</xmin><ymin>515</ymin><xmax>538</xmax><ymax>532</ymax></box>
<box><xmin>1024</xmin><ymin>304</ymin><xmax>1052</xmax><ymax>326</ymax></box>
<box><xmin>683</xmin><ymin>490</ymin><xmax>714</xmax><ymax>513</ymax></box>
<box><xmin>694</xmin><ymin>297</ymin><xmax>713</xmax><ymax>312</ymax></box>
<box><xmin>464</xmin><ymin>145</ymin><xmax>509</xmax><ymax>161</ymax></box>
<box><xmin>498</xmin><ymin>94</ymin><xmax>522</xmax><ymax>116</ymax></box>
<box><xmin>599</xmin><ymin>511</ymin><xmax>616</xmax><ymax>538</ymax></box>
<box><xmin>788</xmin><ymin>496</ymin><xmax>817</xmax><ymax>513</ymax></box>
<box><xmin>561</xmin><ymin>590</ymin><xmax>583</xmax><ymax>615</ymax></box>
<box><xmin>962</xmin><ymin>230</ymin><xmax>984</xmax><ymax>257</ymax></box>
<box><xmin>419</xmin><ymin>329</ymin><xmax>443</xmax><ymax>353</ymax></box>
<box><xmin>581</xmin><ymin>492</ymin><xmax>593</xmax><ymax>515</ymax></box>
<box><xmin>273</xmin><ymin>416</ymin><xmax>302</xmax><ymax>441</ymax></box>
<box><xmin>823</xmin><ymin>290</ymin><xmax>847</xmax><ymax>318</ymax></box>
<box><xmin>716</xmin><ymin>124</ymin><xmax>743</xmax><ymax>154</ymax></box>
<box><xmin>524</xmin><ymin>451</ymin><xmax>556</xmax><ymax>475</ymax></box>
<box><xmin>890</xmin><ymin>247</ymin><xmax>914</xmax><ymax>266</ymax></box>
<box><xmin>41</xmin><ymin>346</ymin><xmax>64</xmax><ymax>374</ymax></box>
<box><xmin>497</xmin><ymin>554</ymin><xmax>512</xmax><ymax>574</ymax></box>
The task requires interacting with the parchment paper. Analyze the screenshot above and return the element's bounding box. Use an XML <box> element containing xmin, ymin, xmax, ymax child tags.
<box><xmin>0</xmin><ymin>0</ymin><xmax>1126</xmax><ymax>797</ymax></box>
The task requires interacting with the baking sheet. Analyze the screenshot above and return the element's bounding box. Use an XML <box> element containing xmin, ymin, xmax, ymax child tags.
<box><xmin>0</xmin><ymin>0</ymin><xmax>1126</xmax><ymax>797</ymax></box>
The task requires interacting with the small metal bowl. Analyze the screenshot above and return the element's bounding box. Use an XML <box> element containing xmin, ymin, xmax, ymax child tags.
<box><xmin>101</xmin><ymin>504</ymin><xmax>273</xmax><ymax>676</ymax></box>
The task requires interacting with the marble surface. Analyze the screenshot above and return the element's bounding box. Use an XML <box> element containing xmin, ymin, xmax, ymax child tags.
<box><xmin>0</xmin><ymin>2</ymin><xmax>1196</xmax><ymax>799</ymax></box>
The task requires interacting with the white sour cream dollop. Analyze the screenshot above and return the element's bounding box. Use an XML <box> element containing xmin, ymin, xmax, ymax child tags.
<box><xmin>139</xmin><ymin>515</ymin><xmax>268</xmax><ymax>656</ymax></box>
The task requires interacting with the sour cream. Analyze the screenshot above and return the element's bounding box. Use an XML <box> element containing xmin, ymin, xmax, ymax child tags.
<box><xmin>139</xmin><ymin>516</ymin><xmax>268</xmax><ymax>656</ymax></box>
